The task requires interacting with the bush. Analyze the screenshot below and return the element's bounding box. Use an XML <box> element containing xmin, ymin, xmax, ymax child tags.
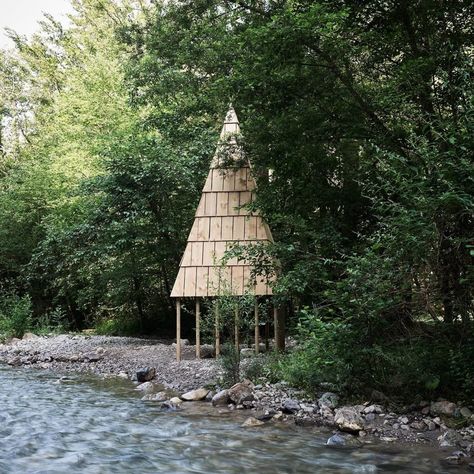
<box><xmin>0</xmin><ymin>292</ymin><xmax>33</xmax><ymax>339</ymax></box>
<box><xmin>276</xmin><ymin>308</ymin><xmax>474</xmax><ymax>401</ymax></box>
<box><xmin>218</xmin><ymin>343</ymin><xmax>241</xmax><ymax>387</ymax></box>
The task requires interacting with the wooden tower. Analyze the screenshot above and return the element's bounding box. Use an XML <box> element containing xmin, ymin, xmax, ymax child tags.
<box><xmin>171</xmin><ymin>106</ymin><xmax>280</xmax><ymax>361</ymax></box>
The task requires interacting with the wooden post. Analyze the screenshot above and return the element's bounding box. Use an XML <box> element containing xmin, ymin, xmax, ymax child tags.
<box><xmin>254</xmin><ymin>299</ymin><xmax>259</xmax><ymax>354</ymax></box>
<box><xmin>273</xmin><ymin>305</ymin><xmax>278</xmax><ymax>353</ymax></box>
<box><xmin>215</xmin><ymin>303</ymin><xmax>220</xmax><ymax>357</ymax></box>
<box><xmin>234</xmin><ymin>305</ymin><xmax>239</xmax><ymax>352</ymax></box>
<box><xmin>274</xmin><ymin>304</ymin><xmax>286</xmax><ymax>352</ymax></box>
<box><xmin>195</xmin><ymin>298</ymin><xmax>201</xmax><ymax>359</ymax></box>
<box><xmin>176</xmin><ymin>298</ymin><xmax>181</xmax><ymax>362</ymax></box>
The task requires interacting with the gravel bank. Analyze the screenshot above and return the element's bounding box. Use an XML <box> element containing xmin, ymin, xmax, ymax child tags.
<box><xmin>0</xmin><ymin>334</ymin><xmax>217</xmax><ymax>391</ymax></box>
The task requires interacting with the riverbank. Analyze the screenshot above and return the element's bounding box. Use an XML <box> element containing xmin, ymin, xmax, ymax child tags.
<box><xmin>1</xmin><ymin>333</ymin><xmax>473</xmax><ymax>469</ymax></box>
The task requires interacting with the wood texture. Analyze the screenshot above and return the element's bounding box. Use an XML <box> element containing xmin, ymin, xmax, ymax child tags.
<box><xmin>171</xmin><ymin>107</ymin><xmax>275</xmax><ymax>297</ymax></box>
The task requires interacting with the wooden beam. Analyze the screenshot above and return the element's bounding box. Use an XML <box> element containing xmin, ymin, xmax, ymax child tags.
<box><xmin>234</xmin><ymin>305</ymin><xmax>240</xmax><ymax>352</ymax></box>
<box><xmin>176</xmin><ymin>298</ymin><xmax>181</xmax><ymax>362</ymax></box>
<box><xmin>215</xmin><ymin>303</ymin><xmax>220</xmax><ymax>357</ymax></box>
<box><xmin>254</xmin><ymin>299</ymin><xmax>259</xmax><ymax>354</ymax></box>
<box><xmin>195</xmin><ymin>298</ymin><xmax>201</xmax><ymax>359</ymax></box>
<box><xmin>274</xmin><ymin>304</ymin><xmax>286</xmax><ymax>352</ymax></box>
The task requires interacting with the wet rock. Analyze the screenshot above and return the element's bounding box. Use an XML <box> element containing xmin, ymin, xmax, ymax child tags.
<box><xmin>281</xmin><ymin>399</ymin><xmax>300</xmax><ymax>414</ymax></box>
<box><xmin>212</xmin><ymin>389</ymin><xmax>230</xmax><ymax>407</ymax></box>
<box><xmin>136</xmin><ymin>367</ymin><xmax>156</xmax><ymax>383</ymax></box>
<box><xmin>142</xmin><ymin>391</ymin><xmax>168</xmax><ymax>402</ymax></box>
<box><xmin>169</xmin><ymin>397</ymin><xmax>182</xmax><ymax>406</ymax></box>
<box><xmin>135</xmin><ymin>382</ymin><xmax>158</xmax><ymax>394</ymax></box>
<box><xmin>431</xmin><ymin>400</ymin><xmax>456</xmax><ymax>417</ymax></box>
<box><xmin>438</xmin><ymin>429</ymin><xmax>461</xmax><ymax>448</ymax></box>
<box><xmin>228</xmin><ymin>382</ymin><xmax>255</xmax><ymax>405</ymax></box>
<box><xmin>326</xmin><ymin>433</ymin><xmax>362</xmax><ymax>447</ymax></box>
<box><xmin>181</xmin><ymin>388</ymin><xmax>209</xmax><ymax>401</ymax></box>
<box><xmin>318</xmin><ymin>392</ymin><xmax>339</xmax><ymax>410</ymax></box>
<box><xmin>7</xmin><ymin>356</ymin><xmax>21</xmax><ymax>367</ymax></box>
<box><xmin>242</xmin><ymin>417</ymin><xmax>265</xmax><ymax>428</ymax></box>
<box><xmin>334</xmin><ymin>407</ymin><xmax>364</xmax><ymax>433</ymax></box>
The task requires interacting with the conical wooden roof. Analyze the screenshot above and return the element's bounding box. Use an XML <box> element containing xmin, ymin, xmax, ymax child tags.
<box><xmin>171</xmin><ymin>107</ymin><xmax>274</xmax><ymax>297</ymax></box>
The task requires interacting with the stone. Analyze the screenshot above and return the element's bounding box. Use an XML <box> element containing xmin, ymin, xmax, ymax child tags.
<box><xmin>334</xmin><ymin>407</ymin><xmax>365</xmax><ymax>433</ymax></box>
<box><xmin>438</xmin><ymin>429</ymin><xmax>461</xmax><ymax>448</ymax></box>
<box><xmin>240</xmin><ymin>348</ymin><xmax>254</xmax><ymax>358</ymax></box>
<box><xmin>410</xmin><ymin>421</ymin><xmax>427</xmax><ymax>431</ymax></box>
<box><xmin>82</xmin><ymin>352</ymin><xmax>101</xmax><ymax>362</ymax></box>
<box><xmin>212</xmin><ymin>389</ymin><xmax>230</xmax><ymax>407</ymax></box>
<box><xmin>431</xmin><ymin>400</ymin><xmax>456</xmax><ymax>417</ymax></box>
<box><xmin>117</xmin><ymin>372</ymin><xmax>129</xmax><ymax>379</ymax></box>
<box><xmin>421</xmin><ymin>406</ymin><xmax>430</xmax><ymax>415</ymax></box>
<box><xmin>365</xmin><ymin>413</ymin><xmax>376</xmax><ymax>422</ymax></box>
<box><xmin>181</xmin><ymin>388</ymin><xmax>209</xmax><ymax>401</ymax></box>
<box><xmin>7</xmin><ymin>356</ymin><xmax>21</xmax><ymax>367</ymax></box>
<box><xmin>142</xmin><ymin>391</ymin><xmax>168</xmax><ymax>402</ymax></box>
<box><xmin>281</xmin><ymin>399</ymin><xmax>300</xmax><ymax>414</ymax></box>
<box><xmin>380</xmin><ymin>437</ymin><xmax>397</xmax><ymax>442</ymax></box>
<box><xmin>318</xmin><ymin>392</ymin><xmax>339</xmax><ymax>410</ymax></box>
<box><xmin>172</xmin><ymin>339</ymin><xmax>190</xmax><ymax>347</ymax></box>
<box><xmin>242</xmin><ymin>417</ymin><xmax>265</xmax><ymax>427</ymax></box>
<box><xmin>363</xmin><ymin>404</ymin><xmax>383</xmax><ymax>414</ymax></box>
<box><xmin>460</xmin><ymin>407</ymin><xmax>472</xmax><ymax>419</ymax></box>
<box><xmin>169</xmin><ymin>397</ymin><xmax>183</xmax><ymax>406</ymax></box>
<box><xmin>22</xmin><ymin>332</ymin><xmax>39</xmax><ymax>340</ymax></box>
<box><xmin>135</xmin><ymin>382</ymin><xmax>158</xmax><ymax>394</ymax></box>
<box><xmin>399</xmin><ymin>416</ymin><xmax>409</xmax><ymax>424</ymax></box>
<box><xmin>136</xmin><ymin>367</ymin><xmax>156</xmax><ymax>383</ymax></box>
<box><xmin>326</xmin><ymin>433</ymin><xmax>362</xmax><ymax>447</ymax></box>
<box><xmin>228</xmin><ymin>382</ymin><xmax>255</xmax><ymax>405</ymax></box>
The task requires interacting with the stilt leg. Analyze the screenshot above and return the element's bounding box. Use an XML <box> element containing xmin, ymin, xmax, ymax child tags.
<box><xmin>273</xmin><ymin>305</ymin><xmax>278</xmax><ymax>353</ymax></box>
<box><xmin>215</xmin><ymin>303</ymin><xmax>220</xmax><ymax>358</ymax></box>
<box><xmin>234</xmin><ymin>305</ymin><xmax>239</xmax><ymax>352</ymax></box>
<box><xmin>254</xmin><ymin>299</ymin><xmax>259</xmax><ymax>355</ymax></box>
<box><xmin>195</xmin><ymin>299</ymin><xmax>201</xmax><ymax>359</ymax></box>
<box><xmin>176</xmin><ymin>298</ymin><xmax>181</xmax><ymax>362</ymax></box>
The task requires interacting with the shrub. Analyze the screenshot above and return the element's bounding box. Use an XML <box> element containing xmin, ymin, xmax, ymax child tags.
<box><xmin>0</xmin><ymin>292</ymin><xmax>33</xmax><ymax>339</ymax></box>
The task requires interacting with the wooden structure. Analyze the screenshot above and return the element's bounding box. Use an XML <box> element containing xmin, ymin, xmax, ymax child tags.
<box><xmin>171</xmin><ymin>106</ymin><xmax>280</xmax><ymax>361</ymax></box>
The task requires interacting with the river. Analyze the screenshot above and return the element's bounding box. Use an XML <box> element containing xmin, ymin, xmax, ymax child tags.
<box><xmin>0</xmin><ymin>366</ymin><xmax>462</xmax><ymax>473</ymax></box>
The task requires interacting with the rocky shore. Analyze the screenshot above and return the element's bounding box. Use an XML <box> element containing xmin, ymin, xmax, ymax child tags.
<box><xmin>1</xmin><ymin>333</ymin><xmax>473</xmax><ymax>469</ymax></box>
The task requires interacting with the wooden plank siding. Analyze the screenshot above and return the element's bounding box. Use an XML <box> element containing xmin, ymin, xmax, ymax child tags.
<box><xmin>171</xmin><ymin>107</ymin><xmax>275</xmax><ymax>298</ymax></box>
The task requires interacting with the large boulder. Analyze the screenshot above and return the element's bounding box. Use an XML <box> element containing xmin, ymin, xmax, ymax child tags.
<box><xmin>318</xmin><ymin>392</ymin><xmax>340</xmax><ymax>410</ymax></box>
<box><xmin>281</xmin><ymin>399</ymin><xmax>300</xmax><ymax>414</ymax></box>
<box><xmin>136</xmin><ymin>367</ymin><xmax>156</xmax><ymax>383</ymax></box>
<box><xmin>334</xmin><ymin>407</ymin><xmax>365</xmax><ymax>433</ymax></box>
<box><xmin>212</xmin><ymin>389</ymin><xmax>230</xmax><ymax>407</ymax></box>
<box><xmin>135</xmin><ymin>382</ymin><xmax>159</xmax><ymax>394</ymax></box>
<box><xmin>228</xmin><ymin>382</ymin><xmax>255</xmax><ymax>405</ymax></box>
<box><xmin>181</xmin><ymin>388</ymin><xmax>209</xmax><ymax>401</ymax></box>
<box><xmin>431</xmin><ymin>401</ymin><xmax>456</xmax><ymax>417</ymax></box>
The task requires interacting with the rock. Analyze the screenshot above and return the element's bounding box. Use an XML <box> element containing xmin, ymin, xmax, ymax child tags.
<box><xmin>117</xmin><ymin>372</ymin><xmax>129</xmax><ymax>379</ymax></box>
<box><xmin>410</xmin><ymin>421</ymin><xmax>427</xmax><ymax>431</ymax></box>
<box><xmin>318</xmin><ymin>392</ymin><xmax>339</xmax><ymax>410</ymax></box>
<box><xmin>241</xmin><ymin>417</ymin><xmax>265</xmax><ymax>428</ymax></box>
<box><xmin>169</xmin><ymin>397</ymin><xmax>183</xmax><ymax>406</ymax></box>
<box><xmin>380</xmin><ymin>437</ymin><xmax>397</xmax><ymax>442</ymax></box>
<box><xmin>212</xmin><ymin>389</ymin><xmax>230</xmax><ymax>407</ymax></box>
<box><xmin>365</xmin><ymin>413</ymin><xmax>376</xmax><ymax>422</ymax></box>
<box><xmin>281</xmin><ymin>399</ymin><xmax>300</xmax><ymax>414</ymax></box>
<box><xmin>135</xmin><ymin>382</ymin><xmax>158</xmax><ymax>394</ymax></box>
<box><xmin>181</xmin><ymin>388</ymin><xmax>209</xmax><ymax>401</ymax></box>
<box><xmin>240</xmin><ymin>348</ymin><xmax>254</xmax><ymax>358</ymax></box>
<box><xmin>228</xmin><ymin>382</ymin><xmax>255</xmax><ymax>405</ymax></box>
<box><xmin>431</xmin><ymin>400</ymin><xmax>456</xmax><ymax>417</ymax></box>
<box><xmin>460</xmin><ymin>407</ymin><xmax>472</xmax><ymax>419</ymax></box>
<box><xmin>172</xmin><ymin>339</ymin><xmax>189</xmax><ymax>347</ymax></box>
<box><xmin>200</xmin><ymin>344</ymin><xmax>215</xmax><ymax>359</ymax></box>
<box><xmin>22</xmin><ymin>332</ymin><xmax>39</xmax><ymax>340</ymax></box>
<box><xmin>363</xmin><ymin>404</ymin><xmax>383</xmax><ymax>414</ymax></box>
<box><xmin>82</xmin><ymin>352</ymin><xmax>101</xmax><ymax>362</ymax></box>
<box><xmin>142</xmin><ymin>392</ymin><xmax>168</xmax><ymax>402</ymax></box>
<box><xmin>136</xmin><ymin>367</ymin><xmax>156</xmax><ymax>383</ymax></box>
<box><xmin>438</xmin><ymin>429</ymin><xmax>461</xmax><ymax>448</ymax></box>
<box><xmin>334</xmin><ymin>407</ymin><xmax>365</xmax><ymax>433</ymax></box>
<box><xmin>399</xmin><ymin>416</ymin><xmax>409</xmax><ymax>424</ymax></box>
<box><xmin>326</xmin><ymin>433</ymin><xmax>362</xmax><ymax>447</ymax></box>
<box><xmin>7</xmin><ymin>356</ymin><xmax>21</xmax><ymax>367</ymax></box>
<box><xmin>421</xmin><ymin>406</ymin><xmax>430</xmax><ymax>415</ymax></box>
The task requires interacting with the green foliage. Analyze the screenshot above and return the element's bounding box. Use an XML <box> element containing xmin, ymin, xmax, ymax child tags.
<box><xmin>218</xmin><ymin>343</ymin><xmax>241</xmax><ymax>388</ymax></box>
<box><xmin>0</xmin><ymin>292</ymin><xmax>33</xmax><ymax>339</ymax></box>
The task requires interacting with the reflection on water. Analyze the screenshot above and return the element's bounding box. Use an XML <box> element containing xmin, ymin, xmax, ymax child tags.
<box><xmin>0</xmin><ymin>366</ymin><xmax>459</xmax><ymax>473</ymax></box>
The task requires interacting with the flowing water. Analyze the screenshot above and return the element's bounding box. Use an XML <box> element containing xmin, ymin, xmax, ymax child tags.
<box><xmin>0</xmin><ymin>366</ymin><xmax>463</xmax><ymax>473</ymax></box>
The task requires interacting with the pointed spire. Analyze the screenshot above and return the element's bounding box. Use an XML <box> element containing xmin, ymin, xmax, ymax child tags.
<box><xmin>220</xmin><ymin>104</ymin><xmax>240</xmax><ymax>138</ymax></box>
